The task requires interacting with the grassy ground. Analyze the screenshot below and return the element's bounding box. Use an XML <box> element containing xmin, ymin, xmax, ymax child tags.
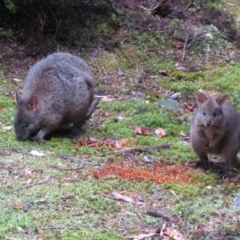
<box><xmin>1</xmin><ymin>1</ymin><xmax>240</xmax><ymax>239</ymax></box>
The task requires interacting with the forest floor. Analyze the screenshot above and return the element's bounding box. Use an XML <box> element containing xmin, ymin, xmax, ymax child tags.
<box><xmin>0</xmin><ymin>1</ymin><xmax>240</xmax><ymax>239</ymax></box>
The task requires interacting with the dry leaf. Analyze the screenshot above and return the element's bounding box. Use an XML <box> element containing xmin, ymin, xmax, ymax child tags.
<box><xmin>114</xmin><ymin>138</ymin><xmax>129</xmax><ymax>148</ymax></box>
<box><xmin>24</xmin><ymin>168</ymin><xmax>32</xmax><ymax>175</ymax></box>
<box><xmin>132</xmin><ymin>192</ymin><xmax>144</xmax><ymax>203</ymax></box>
<box><xmin>184</xmin><ymin>102</ymin><xmax>194</xmax><ymax>111</ymax></box>
<box><xmin>127</xmin><ymin>232</ymin><xmax>156</xmax><ymax>240</ymax></box>
<box><xmin>134</xmin><ymin>126</ymin><xmax>151</xmax><ymax>135</ymax></box>
<box><xmin>116</xmin><ymin>113</ymin><xmax>126</xmax><ymax>122</ymax></box>
<box><xmin>78</xmin><ymin>137</ymin><xmax>130</xmax><ymax>149</ymax></box>
<box><xmin>162</xmin><ymin>227</ymin><xmax>188</xmax><ymax>240</ymax></box>
<box><xmin>100</xmin><ymin>95</ymin><xmax>115</xmax><ymax>101</ymax></box>
<box><xmin>127</xmin><ymin>49</ymin><xmax>137</xmax><ymax>56</ymax></box>
<box><xmin>171</xmin><ymin>39</ymin><xmax>185</xmax><ymax>49</ymax></box>
<box><xmin>155</xmin><ymin>128</ymin><xmax>166</xmax><ymax>137</ymax></box>
<box><xmin>159</xmin><ymin>69</ymin><xmax>171</xmax><ymax>77</ymax></box>
<box><xmin>179</xmin><ymin>131</ymin><xmax>186</xmax><ymax>137</ymax></box>
<box><xmin>14</xmin><ymin>203</ymin><xmax>24</xmax><ymax>210</ymax></box>
<box><xmin>88</xmin><ymin>136</ymin><xmax>100</xmax><ymax>142</ymax></box>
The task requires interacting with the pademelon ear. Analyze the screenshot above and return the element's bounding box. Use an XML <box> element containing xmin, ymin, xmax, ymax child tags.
<box><xmin>216</xmin><ymin>94</ymin><xmax>228</xmax><ymax>106</ymax></box>
<box><xmin>15</xmin><ymin>91</ymin><xmax>23</xmax><ymax>104</ymax></box>
<box><xmin>27</xmin><ymin>95</ymin><xmax>39</xmax><ymax>110</ymax></box>
<box><xmin>195</xmin><ymin>91</ymin><xmax>208</xmax><ymax>106</ymax></box>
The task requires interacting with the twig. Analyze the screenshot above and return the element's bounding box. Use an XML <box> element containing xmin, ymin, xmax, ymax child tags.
<box><xmin>181</xmin><ymin>32</ymin><xmax>204</xmax><ymax>63</ymax></box>
<box><xmin>146</xmin><ymin>208</ymin><xmax>172</xmax><ymax>222</ymax></box>
<box><xmin>185</xmin><ymin>0</ymin><xmax>193</xmax><ymax>10</ymax></box>
<box><xmin>117</xmin><ymin>144</ymin><xmax>171</xmax><ymax>154</ymax></box>
<box><xmin>24</xmin><ymin>176</ymin><xmax>51</xmax><ymax>188</ymax></box>
<box><xmin>11</xmin><ymin>176</ymin><xmax>51</xmax><ymax>193</ymax></box>
<box><xmin>181</xmin><ymin>34</ymin><xmax>189</xmax><ymax>63</ymax></box>
<box><xmin>38</xmin><ymin>226</ymin><xmax>80</xmax><ymax>231</ymax></box>
<box><xmin>139</xmin><ymin>0</ymin><xmax>167</xmax><ymax>14</ymax></box>
<box><xmin>210</xmin><ymin>53</ymin><xmax>231</xmax><ymax>62</ymax></box>
<box><xmin>98</xmin><ymin>191</ymin><xmax>145</xmax><ymax>205</ymax></box>
<box><xmin>51</xmin><ymin>166</ymin><xmax>84</xmax><ymax>171</ymax></box>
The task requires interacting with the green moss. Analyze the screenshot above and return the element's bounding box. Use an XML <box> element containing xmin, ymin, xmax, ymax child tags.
<box><xmin>62</xmin><ymin>229</ymin><xmax>127</xmax><ymax>240</ymax></box>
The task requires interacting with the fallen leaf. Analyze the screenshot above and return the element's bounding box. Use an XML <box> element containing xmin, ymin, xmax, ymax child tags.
<box><xmin>115</xmin><ymin>113</ymin><xmax>126</xmax><ymax>122</ymax></box>
<box><xmin>76</xmin><ymin>154</ymin><xmax>90</xmax><ymax>159</ymax></box>
<box><xmin>159</xmin><ymin>69</ymin><xmax>171</xmax><ymax>77</ymax></box>
<box><xmin>13</xmin><ymin>203</ymin><xmax>24</xmax><ymax>210</ymax></box>
<box><xmin>162</xmin><ymin>227</ymin><xmax>188</xmax><ymax>240</ymax></box>
<box><xmin>78</xmin><ymin>137</ymin><xmax>130</xmax><ymax>149</ymax></box>
<box><xmin>114</xmin><ymin>138</ymin><xmax>129</xmax><ymax>148</ymax></box>
<box><xmin>132</xmin><ymin>192</ymin><xmax>144</xmax><ymax>203</ymax></box>
<box><xmin>126</xmin><ymin>49</ymin><xmax>137</xmax><ymax>56</ymax></box>
<box><xmin>102</xmin><ymin>111</ymin><xmax>111</xmax><ymax>117</ymax></box>
<box><xmin>179</xmin><ymin>131</ymin><xmax>186</xmax><ymax>137</ymax></box>
<box><xmin>134</xmin><ymin>126</ymin><xmax>151</xmax><ymax>135</ymax></box>
<box><xmin>88</xmin><ymin>136</ymin><xmax>100</xmax><ymax>142</ymax></box>
<box><xmin>24</xmin><ymin>168</ymin><xmax>32</xmax><ymax>175</ymax></box>
<box><xmin>184</xmin><ymin>102</ymin><xmax>194</xmax><ymax>111</ymax></box>
<box><xmin>155</xmin><ymin>128</ymin><xmax>166</xmax><ymax>137</ymax></box>
<box><xmin>171</xmin><ymin>39</ymin><xmax>185</xmax><ymax>49</ymax></box>
<box><xmin>100</xmin><ymin>95</ymin><xmax>115</xmax><ymax>101</ymax></box>
<box><xmin>127</xmin><ymin>232</ymin><xmax>156</xmax><ymax>240</ymax></box>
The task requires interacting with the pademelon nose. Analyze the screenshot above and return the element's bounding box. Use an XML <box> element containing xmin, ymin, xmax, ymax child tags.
<box><xmin>206</xmin><ymin>121</ymin><xmax>211</xmax><ymax>127</ymax></box>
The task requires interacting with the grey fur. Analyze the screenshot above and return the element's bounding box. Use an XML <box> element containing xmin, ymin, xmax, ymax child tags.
<box><xmin>14</xmin><ymin>52</ymin><xmax>94</xmax><ymax>142</ymax></box>
<box><xmin>190</xmin><ymin>91</ymin><xmax>240</xmax><ymax>170</ymax></box>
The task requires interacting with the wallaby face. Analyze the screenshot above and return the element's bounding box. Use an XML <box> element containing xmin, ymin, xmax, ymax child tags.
<box><xmin>14</xmin><ymin>93</ymin><xmax>41</xmax><ymax>141</ymax></box>
<box><xmin>196</xmin><ymin>92</ymin><xmax>227</xmax><ymax>128</ymax></box>
<box><xmin>190</xmin><ymin>91</ymin><xmax>240</xmax><ymax>173</ymax></box>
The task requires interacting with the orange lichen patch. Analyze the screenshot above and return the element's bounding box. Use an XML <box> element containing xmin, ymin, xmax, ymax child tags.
<box><xmin>94</xmin><ymin>162</ymin><xmax>197</xmax><ymax>184</ymax></box>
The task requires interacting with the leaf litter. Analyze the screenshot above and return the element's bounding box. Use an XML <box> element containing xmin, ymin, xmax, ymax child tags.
<box><xmin>94</xmin><ymin>160</ymin><xmax>198</xmax><ymax>185</ymax></box>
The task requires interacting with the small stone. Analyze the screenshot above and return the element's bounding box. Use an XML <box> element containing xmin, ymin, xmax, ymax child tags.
<box><xmin>157</xmin><ymin>99</ymin><xmax>181</xmax><ymax>112</ymax></box>
<box><xmin>90</xmin><ymin>51</ymin><xmax>99</xmax><ymax>57</ymax></box>
<box><xmin>30</xmin><ymin>150</ymin><xmax>45</xmax><ymax>157</ymax></box>
<box><xmin>143</xmin><ymin>155</ymin><xmax>153</xmax><ymax>163</ymax></box>
<box><xmin>233</xmin><ymin>194</ymin><xmax>240</xmax><ymax>210</ymax></box>
<box><xmin>171</xmin><ymin>93</ymin><xmax>181</xmax><ymax>100</ymax></box>
<box><xmin>2</xmin><ymin>126</ymin><xmax>13</xmax><ymax>131</ymax></box>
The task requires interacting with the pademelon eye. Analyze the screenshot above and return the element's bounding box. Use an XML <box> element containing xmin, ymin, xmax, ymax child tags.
<box><xmin>24</xmin><ymin>123</ymin><xmax>29</xmax><ymax>128</ymax></box>
<box><xmin>213</xmin><ymin>112</ymin><xmax>217</xmax><ymax>117</ymax></box>
<box><xmin>202</xmin><ymin>111</ymin><xmax>206</xmax><ymax>116</ymax></box>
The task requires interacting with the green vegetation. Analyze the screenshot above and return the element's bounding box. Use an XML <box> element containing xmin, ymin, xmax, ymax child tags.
<box><xmin>0</xmin><ymin>0</ymin><xmax>240</xmax><ymax>239</ymax></box>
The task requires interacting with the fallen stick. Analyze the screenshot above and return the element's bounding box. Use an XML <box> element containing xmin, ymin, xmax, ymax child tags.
<box><xmin>146</xmin><ymin>208</ymin><xmax>172</xmax><ymax>222</ymax></box>
<box><xmin>98</xmin><ymin>191</ymin><xmax>144</xmax><ymax>205</ymax></box>
<box><xmin>37</xmin><ymin>226</ymin><xmax>80</xmax><ymax>231</ymax></box>
<box><xmin>12</xmin><ymin>176</ymin><xmax>51</xmax><ymax>193</ymax></box>
<box><xmin>51</xmin><ymin>166</ymin><xmax>84</xmax><ymax>171</ymax></box>
<box><xmin>117</xmin><ymin>144</ymin><xmax>171</xmax><ymax>153</ymax></box>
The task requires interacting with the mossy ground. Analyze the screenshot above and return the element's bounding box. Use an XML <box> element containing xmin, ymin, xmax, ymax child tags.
<box><xmin>1</xmin><ymin>1</ymin><xmax>240</xmax><ymax>239</ymax></box>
